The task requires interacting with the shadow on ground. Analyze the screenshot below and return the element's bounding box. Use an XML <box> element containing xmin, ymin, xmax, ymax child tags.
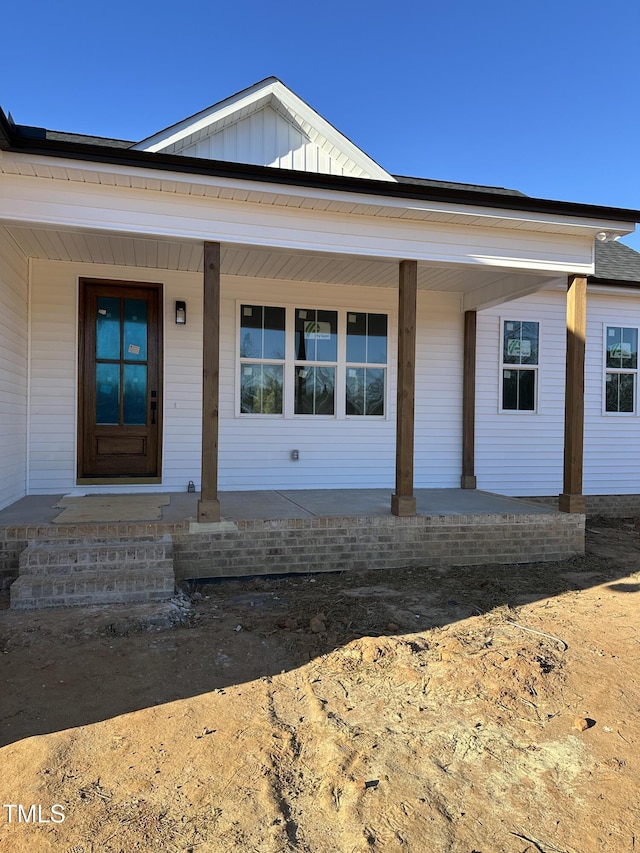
<box><xmin>1</xmin><ymin>520</ymin><xmax>639</xmax><ymax>748</ymax></box>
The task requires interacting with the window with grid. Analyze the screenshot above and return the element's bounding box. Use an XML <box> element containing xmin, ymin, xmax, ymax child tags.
<box><xmin>501</xmin><ymin>320</ymin><xmax>539</xmax><ymax>412</ymax></box>
<box><xmin>345</xmin><ymin>312</ymin><xmax>388</xmax><ymax>416</ymax></box>
<box><xmin>239</xmin><ymin>304</ymin><xmax>286</xmax><ymax>414</ymax></box>
<box><xmin>605</xmin><ymin>325</ymin><xmax>638</xmax><ymax>414</ymax></box>
<box><xmin>294</xmin><ymin>308</ymin><xmax>338</xmax><ymax>415</ymax></box>
<box><xmin>238</xmin><ymin>305</ymin><xmax>389</xmax><ymax>417</ymax></box>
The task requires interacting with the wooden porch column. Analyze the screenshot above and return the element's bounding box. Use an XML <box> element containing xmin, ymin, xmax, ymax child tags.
<box><xmin>198</xmin><ymin>241</ymin><xmax>221</xmax><ymax>522</ymax></box>
<box><xmin>559</xmin><ymin>274</ymin><xmax>587</xmax><ymax>514</ymax></box>
<box><xmin>461</xmin><ymin>310</ymin><xmax>477</xmax><ymax>489</ymax></box>
<box><xmin>391</xmin><ymin>260</ymin><xmax>418</xmax><ymax>516</ymax></box>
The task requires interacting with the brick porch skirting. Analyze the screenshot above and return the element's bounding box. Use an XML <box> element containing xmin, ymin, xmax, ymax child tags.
<box><xmin>173</xmin><ymin>512</ymin><xmax>585</xmax><ymax>580</ymax></box>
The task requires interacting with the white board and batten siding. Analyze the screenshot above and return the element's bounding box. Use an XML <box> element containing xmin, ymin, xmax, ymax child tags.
<box><xmin>583</xmin><ymin>290</ymin><xmax>640</xmax><ymax>495</ymax></box>
<box><xmin>27</xmin><ymin>259</ymin><xmax>465</xmax><ymax>494</ymax></box>
<box><xmin>168</xmin><ymin>107</ymin><xmax>366</xmax><ymax>178</ymax></box>
<box><xmin>0</xmin><ymin>228</ymin><xmax>29</xmax><ymax>509</ymax></box>
<box><xmin>475</xmin><ymin>289</ymin><xmax>567</xmax><ymax>496</ymax></box>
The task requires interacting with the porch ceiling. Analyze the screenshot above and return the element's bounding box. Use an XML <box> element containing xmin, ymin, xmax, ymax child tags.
<box><xmin>4</xmin><ymin>224</ymin><xmax>556</xmax><ymax>295</ymax></box>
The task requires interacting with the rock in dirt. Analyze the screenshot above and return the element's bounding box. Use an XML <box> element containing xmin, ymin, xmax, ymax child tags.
<box><xmin>309</xmin><ymin>613</ymin><xmax>327</xmax><ymax>633</ymax></box>
<box><xmin>573</xmin><ymin>717</ymin><xmax>590</xmax><ymax>732</ymax></box>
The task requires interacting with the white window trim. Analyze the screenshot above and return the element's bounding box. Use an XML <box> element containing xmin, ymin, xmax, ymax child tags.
<box><xmin>236</xmin><ymin>300</ymin><xmax>389</xmax><ymax>419</ymax></box>
<box><xmin>602</xmin><ymin>322</ymin><xmax>639</xmax><ymax>416</ymax></box>
<box><xmin>498</xmin><ymin>317</ymin><xmax>541</xmax><ymax>415</ymax></box>
<box><xmin>236</xmin><ymin>300</ymin><xmax>286</xmax><ymax>418</ymax></box>
<box><xmin>344</xmin><ymin>309</ymin><xmax>389</xmax><ymax>420</ymax></box>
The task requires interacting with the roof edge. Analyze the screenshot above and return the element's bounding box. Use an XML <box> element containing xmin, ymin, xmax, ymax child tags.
<box><xmin>3</xmin><ymin>130</ymin><xmax>640</xmax><ymax>224</ymax></box>
<box><xmin>0</xmin><ymin>107</ymin><xmax>13</xmax><ymax>150</ymax></box>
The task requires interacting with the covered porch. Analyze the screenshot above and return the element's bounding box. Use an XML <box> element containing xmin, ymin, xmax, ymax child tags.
<box><xmin>1</xmin><ymin>488</ymin><xmax>583</xmax><ymax>608</ymax></box>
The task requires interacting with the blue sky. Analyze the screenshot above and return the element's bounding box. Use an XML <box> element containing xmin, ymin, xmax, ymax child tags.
<box><xmin>3</xmin><ymin>0</ymin><xmax>640</xmax><ymax>249</ymax></box>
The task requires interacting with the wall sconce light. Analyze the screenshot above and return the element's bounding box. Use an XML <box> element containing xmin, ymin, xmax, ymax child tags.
<box><xmin>175</xmin><ymin>300</ymin><xmax>187</xmax><ymax>324</ymax></box>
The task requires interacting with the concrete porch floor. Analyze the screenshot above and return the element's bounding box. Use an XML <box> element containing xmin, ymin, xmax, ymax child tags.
<box><xmin>0</xmin><ymin>488</ymin><xmax>555</xmax><ymax>527</ymax></box>
<box><xmin>1</xmin><ymin>490</ymin><xmax>584</xmax><ymax>602</ymax></box>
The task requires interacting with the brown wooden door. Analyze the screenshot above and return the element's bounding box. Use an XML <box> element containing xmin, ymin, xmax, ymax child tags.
<box><xmin>78</xmin><ymin>280</ymin><xmax>163</xmax><ymax>479</ymax></box>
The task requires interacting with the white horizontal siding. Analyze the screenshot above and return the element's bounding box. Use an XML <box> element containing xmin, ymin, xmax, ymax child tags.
<box><xmin>0</xmin><ymin>228</ymin><xmax>28</xmax><ymax>508</ymax></box>
<box><xmin>218</xmin><ymin>280</ymin><xmax>398</xmax><ymax>490</ymax></box>
<box><xmin>475</xmin><ymin>290</ymin><xmax>566</xmax><ymax>496</ymax></box>
<box><xmin>29</xmin><ymin>260</ymin><xmax>204</xmax><ymax>494</ymax></box>
<box><xmin>415</xmin><ymin>292</ymin><xmax>464</xmax><ymax>487</ymax></box>
<box><xmin>584</xmin><ymin>291</ymin><xmax>640</xmax><ymax>495</ymax></box>
<box><xmin>27</xmin><ymin>259</ymin><xmax>469</xmax><ymax>494</ymax></box>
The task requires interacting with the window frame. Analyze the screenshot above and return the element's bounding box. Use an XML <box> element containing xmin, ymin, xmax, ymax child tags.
<box><xmin>344</xmin><ymin>310</ymin><xmax>389</xmax><ymax>419</ymax></box>
<box><xmin>237</xmin><ymin>301</ymin><xmax>287</xmax><ymax>418</ymax></box>
<box><xmin>293</xmin><ymin>307</ymin><xmax>339</xmax><ymax>418</ymax></box>
<box><xmin>236</xmin><ymin>300</ymin><xmax>390</xmax><ymax>419</ymax></box>
<box><xmin>498</xmin><ymin>317</ymin><xmax>541</xmax><ymax>414</ymax></box>
<box><xmin>602</xmin><ymin>323</ymin><xmax>639</xmax><ymax>416</ymax></box>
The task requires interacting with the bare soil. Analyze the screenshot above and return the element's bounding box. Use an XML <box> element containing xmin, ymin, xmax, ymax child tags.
<box><xmin>1</xmin><ymin>519</ymin><xmax>639</xmax><ymax>853</ymax></box>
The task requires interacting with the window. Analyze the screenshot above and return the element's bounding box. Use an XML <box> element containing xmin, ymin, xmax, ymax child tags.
<box><xmin>605</xmin><ymin>325</ymin><xmax>638</xmax><ymax>413</ymax></box>
<box><xmin>239</xmin><ymin>305</ymin><xmax>285</xmax><ymax>414</ymax></box>
<box><xmin>294</xmin><ymin>309</ymin><xmax>337</xmax><ymax>415</ymax></box>
<box><xmin>238</xmin><ymin>304</ymin><xmax>388</xmax><ymax>417</ymax></box>
<box><xmin>501</xmin><ymin>320</ymin><xmax>539</xmax><ymax>411</ymax></box>
<box><xmin>346</xmin><ymin>312</ymin><xmax>388</xmax><ymax>416</ymax></box>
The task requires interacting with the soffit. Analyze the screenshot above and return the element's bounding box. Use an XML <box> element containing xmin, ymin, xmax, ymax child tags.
<box><xmin>5</xmin><ymin>225</ymin><xmax>544</xmax><ymax>295</ymax></box>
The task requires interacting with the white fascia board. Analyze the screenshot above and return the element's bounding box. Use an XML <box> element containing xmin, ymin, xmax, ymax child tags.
<box><xmin>1</xmin><ymin>151</ymin><xmax>634</xmax><ymax>241</ymax></box>
<box><xmin>133</xmin><ymin>79</ymin><xmax>394</xmax><ymax>182</ymax></box>
<box><xmin>0</xmin><ymin>171</ymin><xmax>600</xmax><ymax>276</ymax></box>
<box><xmin>267</xmin><ymin>81</ymin><xmax>394</xmax><ymax>182</ymax></box>
<box><xmin>133</xmin><ymin>89</ymin><xmax>274</xmax><ymax>152</ymax></box>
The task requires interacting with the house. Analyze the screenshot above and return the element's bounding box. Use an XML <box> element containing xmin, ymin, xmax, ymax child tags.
<box><xmin>1</xmin><ymin>77</ymin><xmax>640</xmax><ymax>604</ymax></box>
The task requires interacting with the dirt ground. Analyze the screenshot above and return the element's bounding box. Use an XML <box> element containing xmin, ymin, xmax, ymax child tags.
<box><xmin>0</xmin><ymin>519</ymin><xmax>639</xmax><ymax>853</ymax></box>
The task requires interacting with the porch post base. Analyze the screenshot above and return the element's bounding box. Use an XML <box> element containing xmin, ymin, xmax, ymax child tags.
<box><xmin>198</xmin><ymin>499</ymin><xmax>221</xmax><ymax>523</ymax></box>
<box><xmin>460</xmin><ymin>475</ymin><xmax>477</xmax><ymax>490</ymax></box>
<box><xmin>558</xmin><ymin>493</ymin><xmax>585</xmax><ymax>514</ymax></box>
<box><xmin>391</xmin><ymin>494</ymin><xmax>417</xmax><ymax>517</ymax></box>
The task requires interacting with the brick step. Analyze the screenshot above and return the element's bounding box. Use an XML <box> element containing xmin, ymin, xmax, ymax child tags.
<box><xmin>10</xmin><ymin>569</ymin><xmax>175</xmax><ymax>610</ymax></box>
<box><xmin>18</xmin><ymin>536</ymin><xmax>173</xmax><ymax>576</ymax></box>
<box><xmin>10</xmin><ymin>536</ymin><xmax>175</xmax><ymax>609</ymax></box>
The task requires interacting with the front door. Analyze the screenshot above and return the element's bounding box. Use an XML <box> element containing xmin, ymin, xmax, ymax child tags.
<box><xmin>78</xmin><ymin>279</ymin><xmax>163</xmax><ymax>479</ymax></box>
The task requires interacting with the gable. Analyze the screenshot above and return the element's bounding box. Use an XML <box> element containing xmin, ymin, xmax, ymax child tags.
<box><xmin>133</xmin><ymin>78</ymin><xmax>394</xmax><ymax>181</ymax></box>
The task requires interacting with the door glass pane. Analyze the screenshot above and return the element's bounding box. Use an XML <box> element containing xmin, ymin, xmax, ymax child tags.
<box><xmin>96</xmin><ymin>297</ymin><xmax>120</xmax><ymax>360</ymax></box>
<box><xmin>123</xmin><ymin>364</ymin><xmax>147</xmax><ymax>424</ymax></box>
<box><xmin>96</xmin><ymin>362</ymin><xmax>120</xmax><ymax>424</ymax></box>
<box><xmin>124</xmin><ymin>299</ymin><xmax>147</xmax><ymax>362</ymax></box>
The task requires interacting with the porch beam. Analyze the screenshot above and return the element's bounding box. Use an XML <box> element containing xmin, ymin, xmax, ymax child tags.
<box><xmin>559</xmin><ymin>274</ymin><xmax>587</xmax><ymax>513</ymax></box>
<box><xmin>392</xmin><ymin>260</ymin><xmax>418</xmax><ymax>516</ymax></box>
<box><xmin>198</xmin><ymin>241</ymin><xmax>221</xmax><ymax>522</ymax></box>
<box><xmin>461</xmin><ymin>310</ymin><xmax>477</xmax><ymax>489</ymax></box>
